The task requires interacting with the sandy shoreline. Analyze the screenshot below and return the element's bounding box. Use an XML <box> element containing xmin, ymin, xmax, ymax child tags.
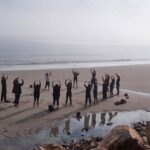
<box><xmin>0</xmin><ymin>64</ymin><xmax>150</xmax><ymax>140</ymax></box>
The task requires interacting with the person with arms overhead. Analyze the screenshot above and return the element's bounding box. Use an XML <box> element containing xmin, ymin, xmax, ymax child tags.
<box><xmin>72</xmin><ymin>69</ymin><xmax>79</xmax><ymax>88</ymax></box>
<box><xmin>110</xmin><ymin>75</ymin><xmax>115</xmax><ymax>97</ymax></box>
<box><xmin>33</xmin><ymin>80</ymin><xmax>41</xmax><ymax>107</ymax></box>
<box><xmin>12</xmin><ymin>77</ymin><xmax>24</xmax><ymax>107</ymax></box>
<box><xmin>45</xmin><ymin>72</ymin><xmax>51</xmax><ymax>91</ymax></box>
<box><xmin>52</xmin><ymin>81</ymin><xmax>61</xmax><ymax>108</ymax></box>
<box><xmin>84</xmin><ymin>82</ymin><xmax>92</xmax><ymax>107</ymax></box>
<box><xmin>1</xmin><ymin>74</ymin><xmax>8</xmax><ymax>103</ymax></box>
<box><xmin>65</xmin><ymin>80</ymin><xmax>72</xmax><ymax>106</ymax></box>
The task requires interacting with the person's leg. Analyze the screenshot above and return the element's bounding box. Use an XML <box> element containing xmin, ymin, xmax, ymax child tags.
<box><xmin>4</xmin><ymin>91</ymin><xmax>7</xmax><ymax>102</ymax></box>
<box><xmin>89</xmin><ymin>95</ymin><xmax>91</xmax><ymax>105</ymax></box>
<box><xmin>17</xmin><ymin>94</ymin><xmax>21</xmax><ymax>106</ymax></box>
<box><xmin>66</xmin><ymin>94</ymin><xmax>68</xmax><ymax>105</ymax></box>
<box><xmin>85</xmin><ymin>95</ymin><xmax>88</xmax><ymax>106</ymax></box>
<box><xmin>1</xmin><ymin>92</ymin><xmax>3</xmax><ymax>102</ymax></box>
<box><xmin>69</xmin><ymin>95</ymin><xmax>72</xmax><ymax>105</ymax></box>
<box><xmin>37</xmin><ymin>97</ymin><xmax>39</xmax><ymax>107</ymax></box>
<box><xmin>53</xmin><ymin>95</ymin><xmax>55</xmax><ymax>106</ymax></box>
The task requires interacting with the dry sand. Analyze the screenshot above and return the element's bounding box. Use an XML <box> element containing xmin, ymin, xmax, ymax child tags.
<box><xmin>0</xmin><ymin>64</ymin><xmax>150</xmax><ymax>140</ymax></box>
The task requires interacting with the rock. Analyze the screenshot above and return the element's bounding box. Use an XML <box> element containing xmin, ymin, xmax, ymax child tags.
<box><xmin>95</xmin><ymin>125</ymin><xmax>145</xmax><ymax>150</ymax></box>
<box><xmin>145</xmin><ymin>125</ymin><xmax>150</xmax><ymax>145</ymax></box>
<box><xmin>34</xmin><ymin>144</ymin><xmax>64</xmax><ymax>150</ymax></box>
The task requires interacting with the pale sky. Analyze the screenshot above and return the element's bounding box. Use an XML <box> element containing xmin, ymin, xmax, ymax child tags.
<box><xmin>0</xmin><ymin>0</ymin><xmax>150</xmax><ymax>44</ymax></box>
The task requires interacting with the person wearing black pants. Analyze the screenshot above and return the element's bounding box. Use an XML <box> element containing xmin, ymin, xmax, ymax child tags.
<box><xmin>72</xmin><ymin>69</ymin><xmax>79</xmax><ymax>87</ymax></box>
<box><xmin>110</xmin><ymin>75</ymin><xmax>115</xmax><ymax>97</ymax></box>
<box><xmin>52</xmin><ymin>81</ymin><xmax>61</xmax><ymax>108</ymax></box>
<box><xmin>65</xmin><ymin>80</ymin><xmax>72</xmax><ymax>106</ymax></box>
<box><xmin>102</xmin><ymin>76</ymin><xmax>107</xmax><ymax>100</ymax></box>
<box><xmin>84</xmin><ymin>82</ymin><xmax>92</xmax><ymax>106</ymax></box>
<box><xmin>116</xmin><ymin>73</ymin><xmax>120</xmax><ymax>95</ymax></box>
<box><xmin>12</xmin><ymin>78</ymin><xmax>24</xmax><ymax>107</ymax></box>
<box><xmin>33</xmin><ymin>80</ymin><xmax>41</xmax><ymax>107</ymax></box>
<box><xmin>1</xmin><ymin>74</ymin><xmax>8</xmax><ymax>103</ymax></box>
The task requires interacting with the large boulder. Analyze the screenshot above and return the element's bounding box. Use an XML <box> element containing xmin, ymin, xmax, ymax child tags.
<box><xmin>95</xmin><ymin>125</ymin><xmax>145</xmax><ymax>150</ymax></box>
<box><xmin>34</xmin><ymin>144</ymin><xmax>64</xmax><ymax>150</ymax></box>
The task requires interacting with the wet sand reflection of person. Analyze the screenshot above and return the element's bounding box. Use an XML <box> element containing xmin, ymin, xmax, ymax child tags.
<box><xmin>108</xmin><ymin>112</ymin><xmax>118</xmax><ymax>122</ymax></box>
<box><xmin>82</xmin><ymin>114</ymin><xmax>90</xmax><ymax>132</ymax></box>
<box><xmin>63</xmin><ymin>119</ymin><xmax>71</xmax><ymax>135</ymax></box>
<box><xmin>50</xmin><ymin>125</ymin><xmax>59</xmax><ymax>137</ymax></box>
<box><xmin>90</xmin><ymin>113</ymin><xmax>96</xmax><ymax>129</ymax></box>
<box><xmin>99</xmin><ymin>112</ymin><xmax>106</xmax><ymax>126</ymax></box>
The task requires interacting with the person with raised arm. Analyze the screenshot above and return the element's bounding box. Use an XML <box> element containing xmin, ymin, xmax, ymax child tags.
<box><xmin>52</xmin><ymin>81</ymin><xmax>61</xmax><ymax>108</ymax></box>
<box><xmin>110</xmin><ymin>75</ymin><xmax>115</xmax><ymax>97</ymax></box>
<box><xmin>65</xmin><ymin>79</ymin><xmax>72</xmax><ymax>106</ymax></box>
<box><xmin>84</xmin><ymin>81</ymin><xmax>92</xmax><ymax>106</ymax></box>
<box><xmin>1</xmin><ymin>73</ymin><xmax>8</xmax><ymax>103</ymax></box>
<box><xmin>12</xmin><ymin>77</ymin><xmax>24</xmax><ymax>107</ymax></box>
<box><xmin>72</xmin><ymin>69</ymin><xmax>79</xmax><ymax>87</ymax></box>
<box><xmin>45</xmin><ymin>72</ymin><xmax>51</xmax><ymax>91</ymax></box>
<box><xmin>33</xmin><ymin>80</ymin><xmax>41</xmax><ymax>107</ymax></box>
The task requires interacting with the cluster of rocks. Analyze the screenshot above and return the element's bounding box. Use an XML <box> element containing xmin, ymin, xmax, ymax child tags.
<box><xmin>62</xmin><ymin>137</ymin><xmax>102</xmax><ymax>150</ymax></box>
<box><xmin>133</xmin><ymin>121</ymin><xmax>150</xmax><ymax>149</ymax></box>
<box><xmin>34</xmin><ymin>122</ymin><xmax>150</xmax><ymax>150</ymax></box>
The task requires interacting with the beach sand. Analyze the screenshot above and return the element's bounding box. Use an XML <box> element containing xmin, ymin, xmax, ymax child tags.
<box><xmin>0</xmin><ymin>64</ymin><xmax>150</xmax><ymax>140</ymax></box>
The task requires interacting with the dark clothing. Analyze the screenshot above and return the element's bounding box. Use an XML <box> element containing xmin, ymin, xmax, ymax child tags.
<box><xmin>73</xmin><ymin>72</ymin><xmax>79</xmax><ymax>86</ymax></box>
<box><xmin>66</xmin><ymin>82</ymin><xmax>72</xmax><ymax>105</ymax></box>
<box><xmin>45</xmin><ymin>81</ymin><xmax>50</xmax><ymax>90</ymax></box>
<box><xmin>34</xmin><ymin>83</ymin><xmax>41</xmax><ymax>102</ymax></box>
<box><xmin>93</xmin><ymin>84</ymin><xmax>98</xmax><ymax>98</ymax></box>
<box><xmin>53</xmin><ymin>85</ymin><xmax>61</xmax><ymax>106</ymax></box>
<box><xmin>12</xmin><ymin>79</ymin><xmax>24</xmax><ymax>106</ymax></box>
<box><xmin>116</xmin><ymin>75</ymin><xmax>120</xmax><ymax>95</ymax></box>
<box><xmin>102</xmin><ymin>83</ymin><xmax>107</xmax><ymax>100</ymax></box>
<box><xmin>84</xmin><ymin>84</ymin><xmax>92</xmax><ymax>105</ymax></box>
<box><xmin>1</xmin><ymin>77</ymin><xmax>7</xmax><ymax>102</ymax></box>
<box><xmin>110</xmin><ymin>79</ymin><xmax>115</xmax><ymax>93</ymax></box>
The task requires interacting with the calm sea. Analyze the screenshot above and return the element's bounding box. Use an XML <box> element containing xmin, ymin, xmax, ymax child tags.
<box><xmin>0</xmin><ymin>39</ymin><xmax>150</xmax><ymax>70</ymax></box>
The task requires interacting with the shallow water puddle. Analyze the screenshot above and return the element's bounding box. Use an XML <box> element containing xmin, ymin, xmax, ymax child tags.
<box><xmin>0</xmin><ymin>110</ymin><xmax>150</xmax><ymax>150</ymax></box>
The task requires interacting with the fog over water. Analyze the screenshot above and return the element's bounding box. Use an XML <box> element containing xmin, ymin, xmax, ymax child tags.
<box><xmin>0</xmin><ymin>0</ymin><xmax>150</xmax><ymax>69</ymax></box>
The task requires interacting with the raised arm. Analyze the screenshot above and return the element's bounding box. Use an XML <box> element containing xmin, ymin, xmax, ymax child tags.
<box><xmin>21</xmin><ymin>79</ymin><xmax>24</xmax><ymax>86</ymax></box>
<box><xmin>84</xmin><ymin>82</ymin><xmax>87</xmax><ymax>88</ymax></box>
<box><xmin>65</xmin><ymin>80</ymin><xmax>67</xmax><ymax>86</ymax></box>
<box><xmin>58</xmin><ymin>81</ymin><xmax>61</xmax><ymax>88</ymax></box>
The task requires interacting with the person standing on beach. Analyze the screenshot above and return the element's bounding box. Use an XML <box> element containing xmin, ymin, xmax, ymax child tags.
<box><xmin>52</xmin><ymin>81</ymin><xmax>61</xmax><ymax>108</ymax></box>
<box><xmin>84</xmin><ymin>82</ymin><xmax>92</xmax><ymax>106</ymax></box>
<box><xmin>102</xmin><ymin>76</ymin><xmax>107</xmax><ymax>100</ymax></box>
<box><xmin>65</xmin><ymin>80</ymin><xmax>72</xmax><ymax>106</ymax></box>
<box><xmin>45</xmin><ymin>72</ymin><xmax>51</xmax><ymax>91</ymax></box>
<box><xmin>72</xmin><ymin>69</ymin><xmax>79</xmax><ymax>88</ymax></box>
<box><xmin>33</xmin><ymin>80</ymin><xmax>41</xmax><ymax>107</ymax></box>
<box><xmin>110</xmin><ymin>75</ymin><xmax>115</xmax><ymax>97</ymax></box>
<box><xmin>12</xmin><ymin>78</ymin><xmax>24</xmax><ymax>107</ymax></box>
<box><xmin>1</xmin><ymin>74</ymin><xmax>8</xmax><ymax>103</ymax></box>
<box><xmin>91</xmin><ymin>77</ymin><xmax>98</xmax><ymax>104</ymax></box>
<box><xmin>116</xmin><ymin>73</ymin><xmax>120</xmax><ymax>95</ymax></box>
<box><xmin>105</xmin><ymin>73</ymin><xmax>110</xmax><ymax>92</ymax></box>
<box><xmin>90</xmin><ymin>69</ymin><xmax>96</xmax><ymax>78</ymax></box>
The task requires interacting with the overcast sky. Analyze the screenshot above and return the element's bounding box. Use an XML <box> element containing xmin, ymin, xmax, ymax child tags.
<box><xmin>0</xmin><ymin>0</ymin><xmax>150</xmax><ymax>44</ymax></box>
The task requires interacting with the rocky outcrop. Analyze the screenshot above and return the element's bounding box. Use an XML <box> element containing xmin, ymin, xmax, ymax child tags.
<box><xmin>95</xmin><ymin>125</ymin><xmax>144</xmax><ymax>150</ymax></box>
<box><xmin>34</xmin><ymin>144</ymin><xmax>64</xmax><ymax>150</ymax></box>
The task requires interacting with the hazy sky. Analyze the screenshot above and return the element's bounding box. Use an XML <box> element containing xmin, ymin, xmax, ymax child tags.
<box><xmin>0</xmin><ymin>0</ymin><xmax>150</xmax><ymax>44</ymax></box>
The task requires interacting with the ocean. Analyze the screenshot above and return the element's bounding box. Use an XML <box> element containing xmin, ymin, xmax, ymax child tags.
<box><xmin>0</xmin><ymin>39</ymin><xmax>150</xmax><ymax>71</ymax></box>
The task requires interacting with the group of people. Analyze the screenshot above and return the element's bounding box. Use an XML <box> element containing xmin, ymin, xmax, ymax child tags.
<box><xmin>0</xmin><ymin>69</ymin><xmax>120</xmax><ymax>108</ymax></box>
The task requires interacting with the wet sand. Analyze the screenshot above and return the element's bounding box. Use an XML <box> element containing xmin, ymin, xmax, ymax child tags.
<box><xmin>0</xmin><ymin>64</ymin><xmax>150</xmax><ymax>140</ymax></box>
